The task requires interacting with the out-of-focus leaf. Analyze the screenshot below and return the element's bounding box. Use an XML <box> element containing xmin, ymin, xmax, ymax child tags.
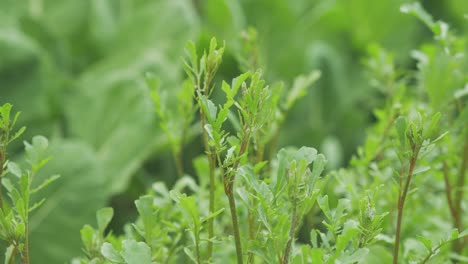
<box><xmin>96</xmin><ymin>207</ymin><xmax>113</xmax><ymax>235</ymax></box>
<box><xmin>101</xmin><ymin>242</ymin><xmax>124</xmax><ymax>263</ymax></box>
<box><xmin>135</xmin><ymin>195</ymin><xmax>155</xmax><ymax>245</ymax></box>
<box><xmin>29</xmin><ymin>139</ymin><xmax>107</xmax><ymax>263</ymax></box>
<box><xmin>361</xmin><ymin>245</ymin><xmax>392</xmax><ymax>264</ymax></box>
<box><xmin>121</xmin><ymin>240</ymin><xmax>152</xmax><ymax>264</ymax></box>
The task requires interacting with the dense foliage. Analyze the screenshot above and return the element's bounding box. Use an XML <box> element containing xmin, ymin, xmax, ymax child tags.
<box><xmin>0</xmin><ymin>0</ymin><xmax>467</xmax><ymax>263</ymax></box>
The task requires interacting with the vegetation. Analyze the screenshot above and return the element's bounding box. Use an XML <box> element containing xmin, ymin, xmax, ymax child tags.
<box><xmin>0</xmin><ymin>0</ymin><xmax>467</xmax><ymax>263</ymax></box>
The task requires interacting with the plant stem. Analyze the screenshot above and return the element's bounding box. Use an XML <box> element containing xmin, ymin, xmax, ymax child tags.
<box><xmin>442</xmin><ymin>161</ymin><xmax>457</xmax><ymax>225</ymax></box>
<box><xmin>227</xmin><ymin>190</ymin><xmax>243</xmax><ymax>264</ymax></box>
<box><xmin>0</xmin><ymin>148</ymin><xmax>5</xmax><ymax>208</ymax></box>
<box><xmin>246</xmin><ymin>141</ymin><xmax>264</xmax><ymax>263</ymax></box>
<box><xmin>7</xmin><ymin>244</ymin><xmax>18</xmax><ymax>264</ymax></box>
<box><xmin>200</xmin><ymin>109</ymin><xmax>216</xmax><ymax>259</ymax></box>
<box><xmin>173</xmin><ymin>150</ymin><xmax>184</xmax><ymax>179</ymax></box>
<box><xmin>0</xmin><ymin>167</ymin><xmax>3</xmax><ymax>209</ymax></box>
<box><xmin>246</xmin><ymin>204</ymin><xmax>255</xmax><ymax>264</ymax></box>
<box><xmin>283</xmin><ymin>199</ymin><xmax>298</xmax><ymax>264</ymax></box>
<box><xmin>22</xmin><ymin>223</ymin><xmax>30</xmax><ymax>264</ymax></box>
<box><xmin>453</xmin><ymin>128</ymin><xmax>468</xmax><ymax>253</ymax></box>
<box><xmin>223</xmin><ymin>132</ymin><xmax>250</xmax><ymax>264</ymax></box>
<box><xmin>207</xmin><ymin>151</ymin><xmax>216</xmax><ymax>258</ymax></box>
<box><xmin>393</xmin><ymin>148</ymin><xmax>420</xmax><ymax>264</ymax></box>
<box><xmin>419</xmin><ymin>243</ymin><xmax>444</xmax><ymax>264</ymax></box>
<box><xmin>268</xmin><ymin>129</ymin><xmax>281</xmax><ymax>162</ymax></box>
<box><xmin>196</xmin><ymin>61</ymin><xmax>218</xmax><ymax>260</ymax></box>
<box><xmin>195</xmin><ymin>231</ymin><xmax>201</xmax><ymax>264</ymax></box>
<box><xmin>174</xmin><ymin>124</ymin><xmax>189</xmax><ymax>179</ymax></box>
<box><xmin>373</xmin><ymin>113</ymin><xmax>397</xmax><ymax>161</ymax></box>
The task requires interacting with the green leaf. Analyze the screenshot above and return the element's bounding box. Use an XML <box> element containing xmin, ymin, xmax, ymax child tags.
<box><xmin>30</xmin><ymin>174</ymin><xmax>61</xmax><ymax>194</ymax></box>
<box><xmin>7</xmin><ymin>162</ymin><xmax>22</xmax><ymax>178</ymax></box>
<box><xmin>183</xmin><ymin>247</ymin><xmax>197</xmax><ymax>263</ymax></box>
<box><xmin>170</xmin><ymin>190</ymin><xmax>200</xmax><ymax>228</ymax></box>
<box><xmin>1</xmin><ymin>178</ymin><xmax>13</xmax><ymax>193</ymax></box>
<box><xmin>231</xmin><ymin>71</ymin><xmax>251</xmax><ymax>95</ymax></box>
<box><xmin>0</xmin><ymin>103</ymin><xmax>12</xmax><ymax>126</ymax></box>
<box><xmin>32</xmin><ymin>135</ymin><xmax>49</xmax><ymax>152</ymax></box>
<box><xmin>295</xmin><ymin>147</ymin><xmax>318</xmax><ymax>166</ymax></box>
<box><xmin>96</xmin><ymin>207</ymin><xmax>114</xmax><ymax>236</ymax></box>
<box><xmin>185</xmin><ymin>41</ymin><xmax>198</xmax><ymax>66</ymax></box>
<box><xmin>29</xmin><ymin>198</ymin><xmax>46</xmax><ymax>213</ymax></box>
<box><xmin>144</xmin><ymin>72</ymin><xmax>159</xmax><ymax>90</ymax></box>
<box><xmin>202</xmin><ymin>97</ymin><xmax>218</xmax><ymax>123</ymax></box>
<box><xmin>339</xmin><ymin>248</ymin><xmax>369</xmax><ymax>263</ymax></box>
<box><xmin>311</xmin><ymin>154</ymin><xmax>327</xmax><ymax>183</ymax></box>
<box><xmin>310</xmin><ymin>248</ymin><xmax>324</xmax><ymax>264</ymax></box>
<box><xmin>254</xmin><ymin>161</ymin><xmax>268</xmax><ymax>174</ymax></box>
<box><xmin>412</xmin><ymin>166</ymin><xmax>430</xmax><ymax>176</ymax></box>
<box><xmin>29</xmin><ymin>140</ymin><xmax>108</xmax><ymax>263</ymax></box>
<box><xmin>9</xmin><ymin>126</ymin><xmax>26</xmax><ymax>143</ymax></box>
<box><xmin>24</xmin><ymin>135</ymin><xmax>49</xmax><ymax>168</ymax></box>
<box><xmin>361</xmin><ymin>245</ymin><xmax>393</xmax><ymax>264</ymax></box>
<box><xmin>15</xmin><ymin>197</ymin><xmax>27</xmax><ymax>221</ymax></box>
<box><xmin>424</xmin><ymin>112</ymin><xmax>441</xmax><ymax>139</ymax></box>
<box><xmin>80</xmin><ymin>225</ymin><xmax>95</xmax><ymax>251</ymax></box>
<box><xmin>121</xmin><ymin>240</ymin><xmax>152</xmax><ymax>264</ymax></box>
<box><xmin>458</xmin><ymin>229</ymin><xmax>468</xmax><ymax>238</ymax></box>
<box><xmin>454</xmin><ymin>84</ymin><xmax>468</xmax><ymax>99</ymax></box>
<box><xmin>400</xmin><ymin>3</ymin><xmax>435</xmax><ymax>29</ymax></box>
<box><xmin>5</xmin><ymin>245</ymin><xmax>16</xmax><ymax>264</ymax></box>
<box><xmin>285</xmin><ymin>71</ymin><xmax>321</xmax><ymax>109</ymax></box>
<box><xmin>135</xmin><ymin>195</ymin><xmax>155</xmax><ymax>245</ymax></box>
<box><xmin>395</xmin><ymin>116</ymin><xmax>407</xmax><ymax>149</ymax></box>
<box><xmin>201</xmin><ymin>208</ymin><xmax>225</xmax><ymax>223</ymax></box>
<box><xmin>335</xmin><ymin>220</ymin><xmax>359</xmax><ymax>252</ymax></box>
<box><xmin>15</xmin><ymin>222</ymin><xmax>26</xmax><ymax>239</ymax></box>
<box><xmin>274</xmin><ymin>157</ymin><xmax>287</xmax><ymax>197</ymax></box>
<box><xmin>317</xmin><ymin>195</ymin><xmax>331</xmax><ymax>221</ymax></box>
<box><xmin>417</xmin><ymin>236</ymin><xmax>433</xmax><ymax>251</ymax></box>
<box><xmin>101</xmin><ymin>242</ymin><xmax>124</xmax><ymax>263</ymax></box>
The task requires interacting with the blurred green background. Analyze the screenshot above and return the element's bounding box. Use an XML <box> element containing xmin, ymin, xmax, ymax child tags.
<box><xmin>0</xmin><ymin>0</ymin><xmax>466</xmax><ymax>262</ymax></box>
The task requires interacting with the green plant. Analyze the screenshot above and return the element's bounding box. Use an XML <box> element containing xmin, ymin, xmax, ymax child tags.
<box><xmin>392</xmin><ymin>112</ymin><xmax>445</xmax><ymax>264</ymax></box>
<box><xmin>0</xmin><ymin>103</ymin><xmax>59</xmax><ymax>264</ymax></box>
<box><xmin>0</xmin><ymin>1</ymin><xmax>467</xmax><ymax>263</ymax></box>
<box><xmin>183</xmin><ymin>38</ymin><xmax>225</xmax><ymax>261</ymax></box>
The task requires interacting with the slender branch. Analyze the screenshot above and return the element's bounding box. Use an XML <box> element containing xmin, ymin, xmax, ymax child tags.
<box><xmin>419</xmin><ymin>242</ymin><xmax>445</xmax><ymax>264</ymax></box>
<box><xmin>393</xmin><ymin>147</ymin><xmax>420</xmax><ymax>264</ymax></box>
<box><xmin>460</xmin><ymin>237</ymin><xmax>467</xmax><ymax>251</ymax></box>
<box><xmin>200</xmin><ymin>107</ymin><xmax>217</xmax><ymax>260</ymax></box>
<box><xmin>195</xmin><ymin>230</ymin><xmax>201</xmax><ymax>264</ymax></box>
<box><xmin>227</xmin><ymin>190</ymin><xmax>243</xmax><ymax>264</ymax></box>
<box><xmin>268</xmin><ymin>128</ymin><xmax>281</xmax><ymax>162</ymax></box>
<box><xmin>197</xmin><ymin>59</ymin><xmax>219</xmax><ymax>260</ymax></box>
<box><xmin>442</xmin><ymin>159</ymin><xmax>463</xmax><ymax>259</ymax></box>
<box><xmin>454</xmin><ymin>129</ymin><xmax>468</xmax><ymax>215</ymax></box>
<box><xmin>173</xmin><ymin>150</ymin><xmax>184</xmax><ymax>179</ymax></box>
<box><xmin>247</xmin><ymin>207</ymin><xmax>255</xmax><ymax>240</ymax></box>
<box><xmin>442</xmin><ymin>161</ymin><xmax>458</xmax><ymax>224</ymax></box>
<box><xmin>0</xmin><ymin>134</ymin><xmax>8</xmax><ymax>208</ymax></box>
<box><xmin>223</xmin><ymin>130</ymin><xmax>251</xmax><ymax>264</ymax></box>
<box><xmin>453</xmin><ymin>128</ymin><xmax>468</xmax><ymax>253</ymax></box>
<box><xmin>283</xmin><ymin>199</ymin><xmax>298</xmax><ymax>264</ymax></box>
<box><xmin>373</xmin><ymin>114</ymin><xmax>397</xmax><ymax>161</ymax></box>
<box><xmin>246</xmin><ymin>137</ymin><xmax>265</xmax><ymax>263</ymax></box>
<box><xmin>173</xmin><ymin>124</ymin><xmax>189</xmax><ymax>179</ymax></box>
<box><xmin>7</xmin><ymin>244</ymin><xmax>18</xmax><ymax>264</ymax></box>
<box><xmin>246</xmin><ymin>205</ymin><xmax>256</xmax><ymax>263</ymax></box>
<box><xmin>0</xmin><ymin>151</ymin><xmax>4</xmax><ymax>208</ymax></box>
<box><xmin>22</xmin><ymin>223</ymin><xmax>30</xmax><ymax>264</ymax></box>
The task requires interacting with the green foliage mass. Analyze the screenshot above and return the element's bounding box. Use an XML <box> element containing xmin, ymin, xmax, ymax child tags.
<box><xmin>0</xmin><ymin>0</ymin><xmax>467</xmax><ymax>263</ymax></box>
